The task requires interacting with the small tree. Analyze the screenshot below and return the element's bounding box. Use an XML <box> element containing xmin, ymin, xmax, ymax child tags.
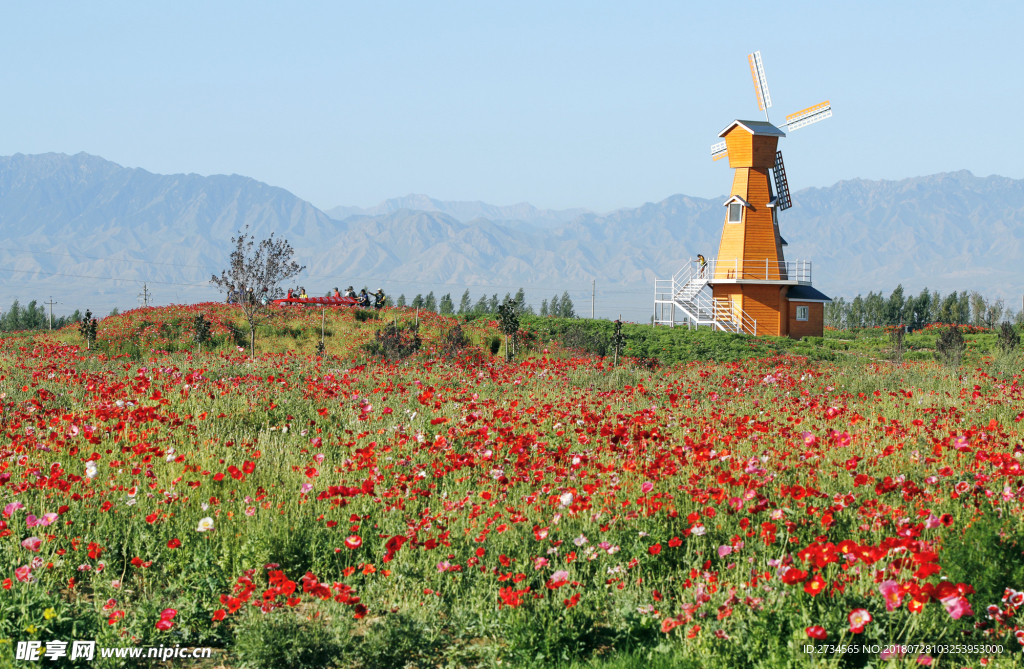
<box><xmin>610</xmin><ymin>319</ymin><xmax>626</xmax><ymax>366</ymax></box>
<box><xmin>192</xmin><ymin>314</ymin><xmax>213</xmax><ymax>353</ymax></box>
<box><xmin>497</xmin><ymin>297</ymin><xmax>520</xmax><ymax>361</ymax></box>
<box><xmin>79</xmin><ymin>310</ymin><xmax>98</xmax><ymax>350</ymax></box>
<box><xmin>210</xmin><ymin>226</ymin><xmax>304</xmax><ymax>357</ymax></box>
<box><xmin>439</xmin><ymin>293</ymin><xmax>454</xmax><ymax>315</ymax></box>
<box><xmin>397</xmin><ymin>294</ymin><xmax>407</xmax><ymax>308</ymax></box>
<box><xmin>887</xmin><ymin>324</ymin><xmax>905</xmax><ymax>364</ymax></box>
<box><xmin>424</xmin><ymin>292</ymin><xmax>437</xmax><ymax>312</ymax></box>
<box><xmin>457</xmin><ymin>290</ymin><xmax>472</xmax><ymax>315</ymax></box>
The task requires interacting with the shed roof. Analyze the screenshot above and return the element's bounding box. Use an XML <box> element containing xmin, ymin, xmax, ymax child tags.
<box><xmin>787</xmin><ymin>285</ymin><xmax>831</xmax><ymax>303</ymax></box>
<box><xmin>723</xmin><ymin>195</ymin><xmax>752</xmax><ymax>208</ymax></box>
<box><xmin>718</xmin><ymin>120</ymin><xmax>787</xmax><ymax>138</ymax></box>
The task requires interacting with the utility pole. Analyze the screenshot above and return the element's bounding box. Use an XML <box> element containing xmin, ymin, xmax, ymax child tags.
<box><xmin>591</xmin><ymin>280</ymin><xmax>595</xmax><ymax>319</ymax></box>
<box><xmin>44</xmin><ymin>297</ymin><xmax>57</xmax><ymax>330</ymax></box>
<box><xmin>139</xmin><ymin>283</ymin><xmax>152</xmax><ymax>307</ymax></box>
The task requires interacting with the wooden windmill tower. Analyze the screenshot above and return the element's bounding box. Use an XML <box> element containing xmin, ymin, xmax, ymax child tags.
<box><xmin>655</xmin><ymin>51</ymin><xmax>833</xmax><ymax>338</ymax></box>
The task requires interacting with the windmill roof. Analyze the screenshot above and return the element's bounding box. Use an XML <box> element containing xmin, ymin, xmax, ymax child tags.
<box><xmin>718</xmin><ymin>120</ymin><xmax>787</xmax><ymax>138</ymax></box>
<box><xmin>787</xmin><ymin>285</ymin><xmax>831</xmax><ymax>303</ymax></box>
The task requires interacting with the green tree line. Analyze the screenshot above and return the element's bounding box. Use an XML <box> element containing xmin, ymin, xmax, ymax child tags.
<box><xmin>394</xmin><ymin>288</ymin><xmax>576</xmax><ymax>318</ymax></box>
<box><xmin>825</xmin><ymin>285</ymin><xmax>1022</xmax><ymax>329</ymax></box>
<box><xmin>0</xmin><ymin>299</ymin><xmax>83</xmax><ymax>333</ymax></box>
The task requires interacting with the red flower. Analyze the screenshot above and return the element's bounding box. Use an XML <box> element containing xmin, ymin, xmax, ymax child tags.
<box><xmin>564</xmin><ymin>593</ymin><xmax>581</xmax><ymax>608</ymax></box>
<box><xmin>212</xmin><ymin>609</ymin><xmax>226</xmax><ymax>621</ymax></box>
<box><xmin>498</xmin><ymin>586</ymin><xmax>530</xmax><ymax>608</ymax></box>
<box><xmin>344</xmin><ymin>535</ymin><xmax>362</xmax><ymax>550</ymax></box>
<box><xmin>782</xmin><ymin>568</ymin><xmax>808</xmax><ymax>585</ymax></box>
<box><xmin>668</xmin><ymin>536</ymin><xmax>682</xmax><ymax>548</ymax></box>
<box><xmin>806</xmin><ymin>625</ymin><xmax>827</xmax><ymax>640</ymax></box>
<box><xmin>648</xmin><ymin>543</ymin><xmax>662</xmax><ymax>556</ymax></box>
<box><xmin>803</xmin><ymin>574</ymin><xmax>826</xmax><ymax>596</ymax></box>
<box><xmin>167</xmin><ymin>538</ymin><xmax>181</xmax><ymax>549</ymax></box>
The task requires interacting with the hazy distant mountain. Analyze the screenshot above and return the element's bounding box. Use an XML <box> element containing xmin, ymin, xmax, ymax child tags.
<box><xmin>0</xmin><ymin>152</ymin><xmax>1020</xmax><ymax>318</ymax></box>
<box><xmin>325</xmin><ymin>194</ymin><xmax>590</xmax><ymax>226</ymax></box>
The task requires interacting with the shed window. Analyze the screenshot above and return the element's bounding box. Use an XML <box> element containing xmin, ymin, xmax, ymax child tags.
<box><xmin>796</xmin><ymin>306</ymin><xmax>809</xmax><ymax>321</ymax></box>
<box><xmin>728</xmin><ymin>203</ymin><xmax>742</xmax><ymax>223</ymax></box>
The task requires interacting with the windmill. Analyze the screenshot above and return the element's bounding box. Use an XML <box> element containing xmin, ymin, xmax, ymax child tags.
<box><xmin>710</xmin><ymin>51</ymin><xmax>833</xmax><ymax>210</ymax></box>
<box><xmin>654</xmin><ymin>51</ymin><xmax>834</xmax><ymax>339</ymax></box>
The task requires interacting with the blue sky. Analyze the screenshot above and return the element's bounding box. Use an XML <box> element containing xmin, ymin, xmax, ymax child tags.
<box><xmin>1</xmin><ymin>1</ymin><xmax>1019</xmax><ymax>212</ymax></box>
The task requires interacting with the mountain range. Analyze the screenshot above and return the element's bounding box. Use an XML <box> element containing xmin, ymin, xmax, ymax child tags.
<box><xmin>0</xmin><ymin>152</ymin><xmax>1021</xmax><ymax>319</ymax></box>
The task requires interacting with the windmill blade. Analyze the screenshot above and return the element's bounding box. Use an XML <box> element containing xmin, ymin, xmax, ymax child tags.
<box><xmin>772</xmin><ymin>151</ymin><xmax>792</xmax><ymax>211</ymax></box>
<box><xmin>711</xmin><ymin>141</ymin><xmax>728</xmax><ymax>161</ymax></box>
<box><xmin>784</xmin><ymin>100</ymin><xmax>832</xmax><ymax>131</ymax></box>
<box><xmin>748</xmin><ymin>51</ymin><xmax>772</xmax><ymax>113</ymax></box>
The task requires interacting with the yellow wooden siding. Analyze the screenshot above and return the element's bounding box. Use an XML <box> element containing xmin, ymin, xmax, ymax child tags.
<box><xmin>741</xmin><ymin>170</ymin><xmax>783</xmax><ymax>279</ymax></box>
<box><xmin>739</xmin><ymin>285</ymin><xmax>782</xmax><ymax>336</ymax></box>
<box><xmin>724</xmin><ymin>130</ymin><xmax>753</xmax><ymax>168</ymax></box>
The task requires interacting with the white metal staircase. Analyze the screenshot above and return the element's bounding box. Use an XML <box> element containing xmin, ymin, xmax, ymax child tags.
<box><xmin>654</xmin><ymin>261</ymin><xmax>758</xmax><ymax>334</ymax></box>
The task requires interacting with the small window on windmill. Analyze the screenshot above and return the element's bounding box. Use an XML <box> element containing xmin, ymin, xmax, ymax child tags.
<box><xmin>796</xmin><ymin>306</ymin><xmax>809</xmax><ymax>321</ymax></box>
<box><xmin>728</xmin><ymin>203</ymin><xmax>743</xmax><ymax>223</ymax></box>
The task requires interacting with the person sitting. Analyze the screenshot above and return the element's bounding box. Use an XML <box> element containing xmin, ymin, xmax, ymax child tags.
<box><xmin>374</xmin><ymin>288</ymin><xmax>386</xmax><ymax>309</ymax></box>
<box><xmin>357</xmin><ymin>289</ymin><xmax>370</xmax><ymax>308</ymax></box>
<box><xmin>286</xmin><ymin>288</ymin><xmax>293</xmax><ymax>300</ymax></box>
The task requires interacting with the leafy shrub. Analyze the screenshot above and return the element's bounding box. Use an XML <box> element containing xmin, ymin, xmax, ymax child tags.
<box><xmin>998</xmin><ymin>322</ymin><xmax>1020</xmax><ymax>354</ymax></box>
<box><xmin>363</xmin><ymin>321</ymin><xmax>421</xmax><ymax>360</ymax></box>
<box><xmin>439</xmin><ymin>323</ymin><xmax>470</xmax><ymax>359</ymax></box>
<box><xmin>354</xmin><ymin>309</ymin><xmax>379</xmax><ymax>322</ymax></box>
<box><xmin>489</xmin><ymin>336</ymin><xmax>501</xmax><ymax>355</ymax></box>
<box><xmin>561</xmin><ymin>323</ymin><xmax>609</xmax><ymax>356</ymax></box>
<box><xmin>934</xmin><ymin>326</ymin><xmax>965</xmax><ymax>366</ymax></box>
<box><xmin>233</xmin><ymin>612</ymin><xmax>346</xmax><ymax>669</ymax></box>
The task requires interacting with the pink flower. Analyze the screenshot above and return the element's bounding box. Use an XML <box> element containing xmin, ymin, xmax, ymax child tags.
<box><xmin>300</xmin><ymin>483</ymin><xmax>313</xmax><ymax>494</ymax></box>
<box><xmin>848</xmin><ymin>608</ymin><xmax>872</xmax><ymax>633</ymax></box>
<box><xmin>313</xmin><ymin>453</ymin><xmax>325</xmax><ymax>464</ymax></box>
<box><xmin>878</xmin><ymin>580</ymin><xmax>904</xmax><ymax>611</ymax></box>
<box><xmin>21</xmin><ymin>537</ymin><xmax>42</xmax><ymax>552</ymax></box>
<box><xmin>641</xmin><ymin>481</ymin><xmax>654</xmax><ymax>493</ymax></box>
<box><xmin>547</xmin><ymin>570</ymin><xmax>570</xmax><ymax>589</ymax></box>
<box><xmin>718</xmin><ymin>545</ymin><xmax>733</xmax><ymax>558</ymax></box>
<box><xmin>15</xmin><ymin>565</ymin><xmax>33</xmax><ymax>582</ymax></box>
<box><xmin>940</xmin><ymin>595</ymin><xmax>973</xmax><ymax>620</ymax></box>
<box><xmin>437</xmin><ymin>561</ymin><xmax>452</xmax><ymax>572</ymax></box>
<box><xmin>534</xmin><ymin>557</ymin><xmax>549</xmax><ymax>570</ymax></box>
<box><xmin>916</xmin><ymin>655</ymin><xmax>933</xmax><ymax>666</ymax></box>
<box><xmin>3</xmin><ymin>502</ymin><xmax>23</xmax><ymax>517</ymax></box>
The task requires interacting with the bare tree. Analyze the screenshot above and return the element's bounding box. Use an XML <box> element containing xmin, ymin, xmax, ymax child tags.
<box><xmin>210</xmin><ymin>227</ymin><xmax>304</xmax><ymax>357</ymax></box>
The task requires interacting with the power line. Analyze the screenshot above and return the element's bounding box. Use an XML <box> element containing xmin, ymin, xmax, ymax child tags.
<box><xmin>0</xmin><ymin>244</ymin><xmax>680</xmax><ymax>296</ymax></box>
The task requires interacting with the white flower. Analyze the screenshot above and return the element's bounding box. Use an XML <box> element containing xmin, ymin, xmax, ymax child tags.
<box><xmin>559</xmin><ymin>492</ymin><xmax>574</xmax><ymax>507</ymax></box>
<box><xmin>197</xmin><ymin>517</ymin><xmax>214</xmax><ymax>532</ymax></box>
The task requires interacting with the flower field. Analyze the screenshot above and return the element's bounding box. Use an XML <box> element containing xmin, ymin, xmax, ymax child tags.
<box><xmin>2</xmin><ymin>303</ymin><xmax>1024</xmax><ymax>668</ymax></box>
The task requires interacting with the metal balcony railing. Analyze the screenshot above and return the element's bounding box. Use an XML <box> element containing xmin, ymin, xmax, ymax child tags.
<box><xmin>677</xmin><ymin>258</ymin><xmax>812</xmax><ymax>284</ymax></box>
